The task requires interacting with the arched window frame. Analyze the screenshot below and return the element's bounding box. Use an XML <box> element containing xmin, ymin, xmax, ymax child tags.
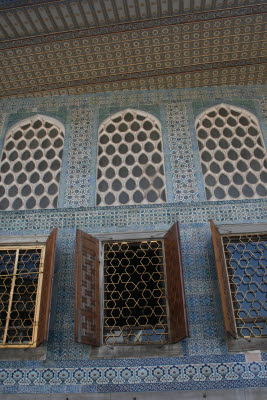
<box><xmin>96</xmin><ymin>108</ymin><xmax>167</xmax><ymax>206</ymax></box>
<box><xmin>195</xmin><ymin>104</ymin><xmax>267</xmax><ymax>201</ymax></box>
<box><xmin>0</xmin><ymin>114</ymin><xmax>65</xmax><ymax>211</ymax></box>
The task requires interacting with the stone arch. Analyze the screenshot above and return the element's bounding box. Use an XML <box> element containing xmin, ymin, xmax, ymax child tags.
<box><xmin>0</xmin><ymin>114</ymin><xmax>65</xmax><ymax>210</ymax></box>
<box><xmin>96</xmin><ymin>109</ymin><xmax>166</xmax><ymax>206</ymax></box>
<box><xmin>195</xmin><ymin>104</ymin><xmax>267</xmax><ymax>200</ymax></box>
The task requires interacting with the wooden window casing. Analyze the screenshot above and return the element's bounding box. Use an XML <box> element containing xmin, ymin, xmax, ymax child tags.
<box><xmin>210</xmin><ymin>220</ymin><xmax>238</xmax><ymax>338</ymax></box>
<box><xmin>0</xmin><ymin>228</ymin><xmax>57</xmax><ymax>348</ymax></box>
<box><xmin>75</xmin><ymin>223</ymin><xmax>189</xmax><ymax>347</ymax></box>
<box><xmin>164</xmin><ymin>222</ymin><xmax>189</xmax><ymax>343</ymax></box>
<box><xmin>36</xmin><ymin>228</ymin><xmax>57</xmax><ymax>346</ymax></box>
<box><xmin>75</xmin><ymin>230</ymin><xmax>101</xmax><ymax>346</ymax></box>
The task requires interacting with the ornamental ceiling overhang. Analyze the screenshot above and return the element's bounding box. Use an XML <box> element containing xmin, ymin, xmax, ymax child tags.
<box><xmin>0</xmin><ymin>0</ymin><xmax>266</xmax><ymax>98</ymax></box>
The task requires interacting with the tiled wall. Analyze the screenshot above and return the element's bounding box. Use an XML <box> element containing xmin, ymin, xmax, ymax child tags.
<box><xmin>0</xmin><ymin>85</ymin><xmax>266</xmax><ymax>395</ymax></box>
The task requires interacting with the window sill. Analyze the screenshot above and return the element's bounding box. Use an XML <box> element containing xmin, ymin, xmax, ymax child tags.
<box><xmin>227</xmin><ymin>335</ymin><xmax>267</xmax><ymax>353</ymax></box>
<box><xmin>90</xmin><ymin>342</ymin><xmax>183</xmax><ymax>359</ymax></box>
<box><xmin>0</xmin><ymin>344</ymin><xmax>47</xmax><ymax>361</ymax></box>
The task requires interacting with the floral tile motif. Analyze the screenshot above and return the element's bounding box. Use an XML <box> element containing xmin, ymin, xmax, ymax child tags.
<box><xmin>0</xmin><ymin>362</ymin><xmax>266</xmax><ymax>392</ymax></box>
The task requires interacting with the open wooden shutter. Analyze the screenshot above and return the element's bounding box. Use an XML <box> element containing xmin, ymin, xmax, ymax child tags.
<box><xmin>75</xmin><ymin>229</ymin><xmax>100</xmax><ymax>346</ymax></box>
<box><xmin>210</xmin><ymin>220</ymin><xmax>237</xmax><ymax>338</ymax></box>
<box><xmin>164</xmin><ymin>222</ymin><xmax>189</xmax><ymax>343</ymax></box>
<box><xmin>36</xmin><ymin>228</ymin><xmax>57</xmax><ymax>346</ymax></box>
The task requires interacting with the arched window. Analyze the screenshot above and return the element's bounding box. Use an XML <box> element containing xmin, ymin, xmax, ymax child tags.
<box><xmin>0</xmin><ymin>114</ymin><xmax>65</xmax><ymax>210</ymax></box>
<box><xmin>195</xmin><ymin>104</ymin><xmax>267</xmax><ymax>201</ymax></box>
<box><xmin>96</xmin><ymin>109</ymin><xmax>167</xmax><ymax>206</ymax></box>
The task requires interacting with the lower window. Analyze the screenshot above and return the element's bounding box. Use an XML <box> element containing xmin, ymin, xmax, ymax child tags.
<box><xmin>103</xmin><ymin>239</ymin><xmax>168</xmax><ymax>345</ymax></box>
<box><xmin>0</xmin><ymin>229</ymin><xmax>57</xmax><ymax>348</ymax></box>
<box><xmin>210</xmin><ymin>220</ymin><xmax>267</xmax><ymax>346</ymax></box>
<box><xmin>75</xmin><ymin>222</ymin><xmax>189</xmax><ymax>348</ymax></box>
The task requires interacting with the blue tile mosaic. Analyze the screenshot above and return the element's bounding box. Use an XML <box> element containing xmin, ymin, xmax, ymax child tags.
<box><xmin>0</xmin><ymin>362</ymin><xmax>266</xmax><ymax>393</ymax></box>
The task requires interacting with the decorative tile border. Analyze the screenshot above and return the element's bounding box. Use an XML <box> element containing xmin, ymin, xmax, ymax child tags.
<box><xmin>0</xmin><ymin>362</ymin><xmax>266</xmax><ymax>393</ymax></box>
<box><xmin>0</xmin><ymin>200</ymin><xmax>266</xmax><ymax>233</ymax></box>
<box><xmin>0</xmin><ymin>85</ymin><xmax>266</xmax><ymax>113</ymax></box>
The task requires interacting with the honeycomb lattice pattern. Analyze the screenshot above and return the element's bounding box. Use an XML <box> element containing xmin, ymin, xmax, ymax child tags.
<box><xmin>0</xmin><ymin>247</ymin><xmax>43</xmax><ymax>347</ymax></box>
<box><xmin>103</xmin><ymin>240</ymin><xmax>168</xmax><ymax>345</ymax></box>
<box><xmin>223</xmin><ymin>234</ymin><xmax>267</xmax><ymax>338</ymax></box>
<box><xmin>97</xmin><ymin>109</ymin><xmax>166</xmax><ymax>206</ymax></box>
<box><xmin>196</xmin><ymin>104</ymin><xmax>267</xmax><ymax>201</ymax></box>
<box><xmin>0</xmin><ymin>115</ymin><xmax>65</xmax><ymax>210</ymax></box>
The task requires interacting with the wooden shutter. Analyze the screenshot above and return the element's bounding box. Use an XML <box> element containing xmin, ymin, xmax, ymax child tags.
<box><xmin>75</xmin><ymin>229</ymin><xmax>100</xmax><ymax>346</ymax></box>
<box><xmin>210</xmin><ymin>220</ymin><xmax>237</xmax><ymax>338</ymax></box>
<box><xmin>164</xmin><ymin>222</ymin><xmax>189</xmax><ymax>343</ymax></box>
<box><xmin>36</xmin><ymin>228</ymin><xmax>57</xmax><ymax>346</ymax></box>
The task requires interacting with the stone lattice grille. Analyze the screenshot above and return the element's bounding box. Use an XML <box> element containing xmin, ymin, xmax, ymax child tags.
<box><xmin>196</xmin><ymin>104</ymin><xmax>267</xmax><ymax>201</ymax></box>
<box><xmin>0</xmin><ymin>115</ymin><xmax>65</xmax><ymax>210</ymax></box>
<box><xmin>96</xmin><ymin>109</ymin><xmax>166</xmax><ymax>206</ymax></box>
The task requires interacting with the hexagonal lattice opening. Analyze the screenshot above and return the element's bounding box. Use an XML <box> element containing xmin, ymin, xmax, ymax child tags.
<box><xmin>103</xmin><ymin>240</ymin><xmax>168</xmax><ymax>345</ymax></box>
<box><xmin>96</xmin><ymin>109</ymin><xmax>167</xmax><ymax>206</ymax></box>
<box><xmin>0</xmin><ymin>115</ymin><xmax>65</xmax><ymax>211</ymax></box>
<box><xmin>196</xmin><ymin>104</ymin><xmax>267</xmax><ymax>201</ymax></box>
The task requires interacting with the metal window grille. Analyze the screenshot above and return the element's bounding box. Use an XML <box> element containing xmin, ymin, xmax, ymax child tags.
<box><xmin>222</xmin><ymin>234</ymin><xmax>267</xmax><ymax>338</ymax></box>
<box><xmin>0</xmin><ymin>246</ymin><xmax>45</xmax><ymax>347</ymax></box>
<box><xmin>103</xmin><ymin>240</ymin><xmax>169</xmax><ymax>345</ymax></box>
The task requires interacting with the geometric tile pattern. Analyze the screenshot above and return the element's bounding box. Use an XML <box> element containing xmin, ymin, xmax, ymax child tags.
<box><xmin>0</xmin><ymin>200</ymin><xmax>266</xmax><ymax>233</ymax></box>
<box><xmin>3</xmin><ymin>64</ymin><xmax>266</xmax><ymax>99</ymax></box>
<box><xmin>0</xmin><ymin>10</ymin><xmax>266</xmax><ymax>98</ymax></box>
<box><xmin>64</xmin><ymin>106</ymin><xmax>94</xmax><ymax>207</ymax></box>
<box><xmin>166</xmin><ymin>103</ymin><xmax>198</xmax><ymax>201</ymax></box>
<box><xmin>259</xmin><ymin>100</ymin><xmax>267</xmax><ymax>127</ymax></box>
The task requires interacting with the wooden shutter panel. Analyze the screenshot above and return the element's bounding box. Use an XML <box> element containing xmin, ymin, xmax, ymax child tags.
<box><xmin>164</xmin><ymin>222</ymin><xmax>189</xmax><ymax>343</ymax></box>
<box><xmin>210</xmin><ymin>220</ymin><xmax>237</xmax><ymax>338</ymax></box>
<box><xmin>75</xmin><ymin>229</ymin><xmax>100</xmax><ymax>346</ymax></box>
<box><xmin>36</xmin><ymin>228</ymin><xmax>57</xmax><ymax>346</ymax></box>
